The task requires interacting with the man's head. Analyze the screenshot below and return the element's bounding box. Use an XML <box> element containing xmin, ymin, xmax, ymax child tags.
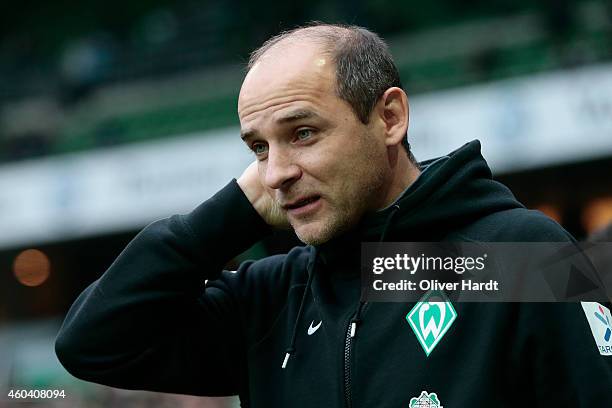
<box><xmin>238</xmin><ymin>23</ymin><xmax>418</xmax><ymax>245</ymax></box>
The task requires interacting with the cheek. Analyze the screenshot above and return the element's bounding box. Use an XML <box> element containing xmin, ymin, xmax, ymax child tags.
<box><xmin>296</xmin><ymin>146</ymin><xmax>339</xmax><ymax>181</ymax></box>
<box><xmin>343</xmin><ymin>141</ymin><xmax>387</xmax><ymax>197</ymax></box>
<box><xmin>300</xmin><ymin>128</ymin><xmax>384</xmax><ymax>190</ymax></box>
<box><xmin>256</xmin><ymin>162</ymin><xmax>267</xmax><ymax>186</ymax></box>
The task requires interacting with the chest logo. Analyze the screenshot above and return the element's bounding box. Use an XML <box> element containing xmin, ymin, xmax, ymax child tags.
<box><xmin>406</xmin><ymin>290</ymin><xmax>457</xmax><ymax>356</ymax></box>
<box><xmin>409</xmin><ymin>391</ymin><xmax>443</xmax><ymax>407</ymax></box>
<box><xmin>308</xmin><ymin>320</ymin><xmax>322</xmax><ymax>335</ymax></box>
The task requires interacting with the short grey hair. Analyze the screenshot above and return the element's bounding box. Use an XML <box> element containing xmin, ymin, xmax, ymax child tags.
<box><xmin>247</xmin><ymin>22</ymin><xmax>416</xmax><ymax>164</ymax></box>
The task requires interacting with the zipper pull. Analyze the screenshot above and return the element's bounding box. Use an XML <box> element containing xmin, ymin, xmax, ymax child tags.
<box><xmin>282</xmin><ymin>346</ymin><xmax>295</xmax><ymax>369</ymax></box>
<box><xmin>281</xmin><ymin>352</ymin><xmax>291</xmax><ymax>369</ymax></box>
<box><xmin>350</xmin><ymin>301</ymin><xmax>366</xmax><ymax>339</ymax></box>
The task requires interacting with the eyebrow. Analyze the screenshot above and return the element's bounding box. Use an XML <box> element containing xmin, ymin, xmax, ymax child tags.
<box><xmin>240</xmin><ymin>109</ymin><xmax>321</xmax><ymax>141</ymax></box>
<box><xmin>277</xmin><ymin>109</ymin><xmax>319</xmax><ymax>124</ymax></box>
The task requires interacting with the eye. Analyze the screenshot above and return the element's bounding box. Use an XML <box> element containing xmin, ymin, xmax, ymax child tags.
<box><xmin>251</xmin><ymin>143</ymin><xmax>268</xmax><ymax>156</ymax></box>
<box><xmin>296</xmin><ymin>128</ymin><xmax>314</xmax><ymax>141</ymax></box>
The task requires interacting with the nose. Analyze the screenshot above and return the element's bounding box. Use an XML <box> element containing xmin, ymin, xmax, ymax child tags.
<box><xmin>263</xmin><ymin>146</ymin><xmax>301</xmax><ymax>190</ymax></box>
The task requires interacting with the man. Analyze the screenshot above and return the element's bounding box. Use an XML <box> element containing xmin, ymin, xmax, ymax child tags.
<box><xmin>55</xmin><ymin>24</ymin><xmax>612</xmax><ymax>407</ymax></box>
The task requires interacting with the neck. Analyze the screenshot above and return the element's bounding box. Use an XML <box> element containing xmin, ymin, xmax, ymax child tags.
<box><xmin>378</xmin><ymin>147</ymin><xmax>420</xmax><ymax>209</ymax></box>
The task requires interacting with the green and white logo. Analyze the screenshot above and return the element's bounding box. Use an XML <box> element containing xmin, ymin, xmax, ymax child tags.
<box><xmin>409</xmin><ymin>391</ymin><xmax>443</xmax><ymax>407</ymax></box>
<box><xmin>406</xmin><ymin>290</ymin><xmax>457</xmax><ymax>356</ymax></box>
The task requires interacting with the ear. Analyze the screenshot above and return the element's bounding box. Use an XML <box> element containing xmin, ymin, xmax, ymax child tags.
<box><xmin>373</xmin><ymin>87</ymin><xmax>409</xmax><ymax>147</ymax></box>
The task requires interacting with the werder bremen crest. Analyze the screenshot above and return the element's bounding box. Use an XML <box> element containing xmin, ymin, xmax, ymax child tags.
<box><xmin>406</xmin><ymin>290</ymin><xmax>457</xmax><ymax>356</ymax></box>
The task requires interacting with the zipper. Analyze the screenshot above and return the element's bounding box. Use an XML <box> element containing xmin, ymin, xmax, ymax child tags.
<box><xmin>344</xmin><ymin>294</ymin><xmax>369</xmax><ymax>406</ymax></box>
<box><xmin>343</xmin><ymin>318</ymin><xmax>354</xmax><ymax>408</ymax></box>
<box><xmin>344</xmin><ymin>307</ymin><xmax>364</xmax><ymax>408</ymax></box>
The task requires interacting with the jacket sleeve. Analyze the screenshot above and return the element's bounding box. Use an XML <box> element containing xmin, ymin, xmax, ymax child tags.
<box><xmin>513</xmin><ymin>302</ymin><xmax>612</xmax><ymax>406</ymax></box>
<box><xmin>505</xmin><ymin>211</ymin><xmax>612</xmax><ymax>405</ymax></box>
<box><xmin>54</xmin><ymin>179</ymin><xmax>271</xmax><ymax>396</ymax></box>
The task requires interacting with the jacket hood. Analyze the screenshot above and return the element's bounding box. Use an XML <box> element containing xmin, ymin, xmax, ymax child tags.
<box><xmin>363</xmin><ymin>139</ymin><xmax>523</xmax><ymax>239</ymax></box>
<box><xmin>316</xmin><ymin>139</ymin><xmax>524</xmax><ymax>265</ymax></box>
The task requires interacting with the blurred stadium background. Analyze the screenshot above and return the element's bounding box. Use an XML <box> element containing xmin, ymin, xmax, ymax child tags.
<box><xmin>1</xmin><ymin>0</ymin><xmax>612</xmax><ymax>406</ymax></box>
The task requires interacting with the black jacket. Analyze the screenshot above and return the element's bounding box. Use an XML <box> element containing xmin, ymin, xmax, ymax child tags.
<box><xmin>55</xmin><ymin>140</ymin><xmax>612</xmax><ymax>407</ymax></box>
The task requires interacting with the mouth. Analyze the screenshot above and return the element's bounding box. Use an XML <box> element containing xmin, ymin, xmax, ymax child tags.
<box><xmin>283</xmin><ymin>195</ymin><xmax>322</xmax><ymax>216</ymax></box>
<box><xmin>284</xmin><ymin>196</ymin><xmax>320</xmax><ymax>210</ymax></box>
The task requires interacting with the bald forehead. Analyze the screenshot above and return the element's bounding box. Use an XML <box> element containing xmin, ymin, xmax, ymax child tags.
<box><xmin>238</xmin><ymin>41</ymin><xmax>336</xmax><ymax>116</ymax></box>
<box><xmin>249</xmin><ymin>25</ymin><xmax>348</xmax><ymax>68</ymax></box>
<box><xmin>252</xmin><ymin>38</ymin><xmax>329</xmax><ymax>71</ymax></box>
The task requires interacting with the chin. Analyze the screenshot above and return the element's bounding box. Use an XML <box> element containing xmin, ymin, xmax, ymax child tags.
<box><xmin>293</xmin><ymin>225</ymin><xmax>326</xmax><ymax>246</ymax></box>
<box><xmin>295</xmin><ymin>232</ymin><xmax>330</xmax><ymax>246</ymax></box>
<box><xmin>292</xmin><ymin>217</ymin><xmax>345</xmax><ymax>246</ymax></box>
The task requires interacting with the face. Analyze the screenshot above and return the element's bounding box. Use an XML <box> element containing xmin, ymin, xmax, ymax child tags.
<box><xmin>238</xmin><ymin>41</ymin><xmax>391</xmax><ymax>245</ymax></box>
